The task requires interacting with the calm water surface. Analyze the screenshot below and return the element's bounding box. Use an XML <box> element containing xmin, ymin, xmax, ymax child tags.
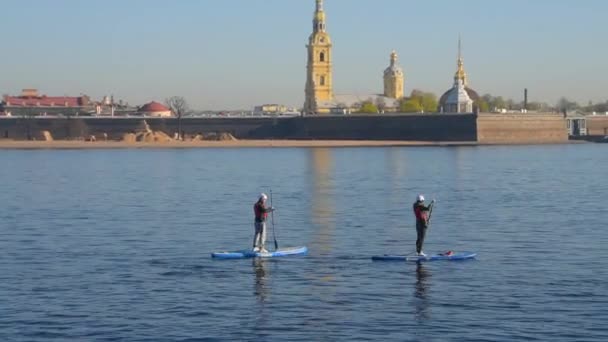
<box><xmin>1</xmin><ymin>145</ymin><xmax>607</xmax><ymax>341</ymax></box>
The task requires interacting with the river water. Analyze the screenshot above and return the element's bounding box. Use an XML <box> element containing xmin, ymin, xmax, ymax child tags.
<box><xmin>1</xmin><ymin>145</ymin><xmax>607</xmax><ymax>341</ymax></box>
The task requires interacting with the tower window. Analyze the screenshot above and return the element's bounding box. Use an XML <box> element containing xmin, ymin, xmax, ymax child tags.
<box><xmin>320</xmin><ymin>52</ymin><xmax>325</xmax><ymax>62</ymax></box>
<box><xmin>320</xmin><ymin>75</ymin><xmax>326</xmax><ymax>86</ymax></box>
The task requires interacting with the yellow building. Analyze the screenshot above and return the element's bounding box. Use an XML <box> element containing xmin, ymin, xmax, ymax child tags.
<box><xmin>383</xmin><ymin>51</ymin><xmax>405</xmax><ymax>99</ymax></box>
<box><xmin>302</xmin><ymin>1</ymin><xmax>403</xmax><ymax>114</ymax></box>
<box><xmin>303</xmin><ymin>0</ymin><xmax>333</xmax><ymax>115</ymax></box>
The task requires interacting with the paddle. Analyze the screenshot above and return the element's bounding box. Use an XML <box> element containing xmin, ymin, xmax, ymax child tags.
<box><xmin>270</xmin><ymin>189</ymin><xmax>278</xmax><ymax>251</ymax></box>
<box><xmin>427</xmin><ymin>200</ymin><xmax>435</xmax><ymax>224</ymax></box>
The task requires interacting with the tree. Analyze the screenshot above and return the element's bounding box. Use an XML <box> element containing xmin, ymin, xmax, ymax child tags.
<box><xmin>358</xmin><ymin>100</ymin><xmax>379</xmax><ymax>114</ymax></box>
<box><xmin>492</xmin><ymin>96</ymin><xmax>506</xmax><ymax>110</ymax></box>
<box><xmin>475</xmin><ymin>99</ymin><xmax>489</xmax><ymax>112</ymax></box>
<box><xmin>165</xmin><ymin>96</ymin><xmax>190</xmax><ymax>140</ymax></box>
<box><xmin>526</xmin><ymin>102</ymin><xmax>543</xmax><ymax>111</ymax></box>
<box><xmin>593</xmin><ymin>101</ymin><xmax>608</xmax><ymax>113</ymax></box>
<box><xmin>557</xmin><ymin>97</ymin><xmax>578</xmax><ymax>114</ymax></box>
<box><xmin>400</xmin><ymin>99</ymin><xmax>423</xmax><ymax>113</ymax></box>
<box><xmin>419</xmin><ymin>93</ymin><xmax>438</xmax><ymax>113</ymax></box>
<box><xmin>481</xmin><ymin>93</ymin><xmax>493</xmax><ymax>104</ymax></box>
<box><xmin>406</xmin><ymin>90</ymin><xmax>437</xmax><ymax>113</ymax></box>
<box><xmin>375</xmin><ymin>97</ymin><xmax>386</xmax><ymax>113</ymax></box>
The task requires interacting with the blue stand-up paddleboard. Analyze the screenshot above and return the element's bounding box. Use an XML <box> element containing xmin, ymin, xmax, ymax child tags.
<box><xmin>372</xmin><ymin>251</ymin><xmax>476</xmax><ymax>262</ymax></box>
<box><xmin>212</xmin><ymin>246</ymin><xmax>308</xmax><ymax>259</ymax></box>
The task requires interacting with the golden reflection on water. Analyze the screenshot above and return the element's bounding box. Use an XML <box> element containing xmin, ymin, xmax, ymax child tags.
<box><xmin>309</xmin><ymin>148</ymin><xmax>335</xmax><ymax>256</ymax></box>
<box><xmin>386</xmin><ymin>148</ymin><xmax>408</xmax><ymax>240</ymax></box>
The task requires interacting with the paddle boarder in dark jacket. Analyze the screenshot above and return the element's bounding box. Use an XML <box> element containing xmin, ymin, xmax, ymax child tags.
<box><xmin>253</xmin><ymin>193</ymin><xmax>274</xmax><ymax>253</ymax></box>
<box><xmin>413</xmin><ymin>195</ymin><xmax>434</xmax><ymax>257</ymax></box>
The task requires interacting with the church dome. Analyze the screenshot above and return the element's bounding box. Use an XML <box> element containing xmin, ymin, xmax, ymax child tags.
<box><xmin>139</xmin><ymin>101</ymin><xmax>170</xmax><ymax>113</ymax></box>
<box><xmin>438</xmin><ymin>80</ymin><xmax>477</xmax><ymax>113</ymax></box>
<box><xmin>138</xmin><ymin>101</ymin><xmax>172</xmax><ymax>117</ymax></box>
<box><xmin>384</xmin><ymin>65</ymin><xmax>403</xmax><ymax>77</ymax></box>
<box><xmin>384</xmin><ymin>51</ymin><xmax>403</xmax><ymax>77</ymax></box>
<box><xmin>439</xmin><ymin>86</ymin><xmax>479</xmax><ymax>106</ymax></box>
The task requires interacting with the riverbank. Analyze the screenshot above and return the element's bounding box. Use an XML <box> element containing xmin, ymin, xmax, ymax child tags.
<box><xmin>0</xmin><ymin>140</ymin><xmax>481</xmax><ymax>149</ymax></box>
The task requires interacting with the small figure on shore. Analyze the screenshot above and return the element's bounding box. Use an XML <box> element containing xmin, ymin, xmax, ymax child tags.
<box><xmin>253</xmin><ymin>193</ymin><xmax>275</xmax><ymax>253</ymax></box>
<box><xmin>413</xmin><ymin>194</ymin><xmax>434</xmax><ymax>257</ymax></box>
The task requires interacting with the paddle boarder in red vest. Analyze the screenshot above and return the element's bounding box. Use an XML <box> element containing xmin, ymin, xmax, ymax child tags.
<box><xmin>253</xmin><ymin>193</ymin><xmax>275</xmax><ymax>253</ymax></box>
<box><xmin>413</xmin><ymin>194</ymin><xmax>434</xmax><ymax>257</ymax></box>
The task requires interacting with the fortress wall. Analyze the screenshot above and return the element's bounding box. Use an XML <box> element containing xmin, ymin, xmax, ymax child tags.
<box><xmin>476</xmin><ymin>114</ymin><xmax>568</xmax><ymax>144</ymax></box>
<box><xmin>0</xmin><ymin>117</ymin><xmax>277</xmax><ymax>140</ymax></box>
<box><xmin>249</xmin><ymin>114</ymin><xmax>478</xmax><ymax>141</ymax></box>
<box><xmin>0</xmin><ymin>118</ymin><xmax>89</xmax><ymax>140</ymax></box>
<box><xmin>145</xmin><ymin>117</ymin><xmax>276</xmax><ymax>138</ymax></box>
<box><xmin>0</xmin><ymin>114</ymin><xmax>571</xmax><ymax>144</ymax></box>
<box><xmin>0</xmin><ymin>115</ymin><xmax>478</xmax><ymax>142</ymax></box>
<box><xmin>586</xmin><ymin>116</ymin><xmax>608</xmax><ymax>136</ymax></box>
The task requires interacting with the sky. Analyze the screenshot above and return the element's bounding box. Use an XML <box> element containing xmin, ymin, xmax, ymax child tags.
<box><xmin>0</xmin><ymin>0</ymin><xmax>606</xmax><ymax>110</ymax></box>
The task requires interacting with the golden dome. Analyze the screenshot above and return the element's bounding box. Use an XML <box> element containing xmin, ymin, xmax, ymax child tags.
<box><xmin>454</xmin><ymin>58</ymin><xmax>467</xmax><ymax>86</ymax></box>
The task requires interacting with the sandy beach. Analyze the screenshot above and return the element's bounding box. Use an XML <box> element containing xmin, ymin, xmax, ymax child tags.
<box><xmin>0</xmin><ymin>139</ymin><xmax>478</xmax><ymax>150</ymax></box>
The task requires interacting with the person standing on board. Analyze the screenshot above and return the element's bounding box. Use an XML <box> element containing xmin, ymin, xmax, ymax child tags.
<box><xmin>413</xmin><ymin>195</ymin><xmax>434</xmax><ymax>257</ymax></box>
<box><xmin>253</xmin><ymin>193</ymin><xmax>275</xmax><ymax>253</ymax></box>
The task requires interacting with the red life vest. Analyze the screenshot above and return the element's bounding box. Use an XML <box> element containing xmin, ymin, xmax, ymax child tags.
<box><xmin>254</xmin><ymin>201</ymin><xmax>268</xmax><ymax>222</ymax></box>
<box><xmin>413</xmin><ymin>202</ymin><xmax>428</xmax><ymax>221</ymax></box>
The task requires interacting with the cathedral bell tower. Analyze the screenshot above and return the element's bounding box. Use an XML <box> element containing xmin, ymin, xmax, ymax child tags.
<box><xmin>383</xmin><ymin>50</ymin><xmax>404</xmax><ymax>99</ymax></box>
<box><xmin>304</xmin><ymin>0</ymin><xmax>333</xmax><ymax>115</ymax></box>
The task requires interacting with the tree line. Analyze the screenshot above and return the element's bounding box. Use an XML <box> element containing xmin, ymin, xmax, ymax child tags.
<box><xmin>355</xmin><ymin>90</ymin><xmax>607</xmax><ymax>114</ymax></box>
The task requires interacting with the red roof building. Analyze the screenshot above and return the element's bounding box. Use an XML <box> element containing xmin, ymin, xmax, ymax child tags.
<box><xmin>1</xmin><ymin>89</ymin><xmax>92</xmax><ymax>116</ymax></box>
<box><xmin>3</xmin><ymin>89</ymin><xmax>90</xmax><ymax>107</ymax></box>
<box><xmin>138</xmin><ymin>101</ymin><xmax>172</xmax><ymax>117</ymax></box>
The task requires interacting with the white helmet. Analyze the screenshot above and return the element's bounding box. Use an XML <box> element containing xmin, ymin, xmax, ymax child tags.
<box><xmin>259</xmin><ymin>193</ymin><xmax>268</xmax><ymax>201</ymax></box>
<box><xmin>416</xmin><ymin>194</ymin><xmax>425</xmax><ymax>202</ymax></box>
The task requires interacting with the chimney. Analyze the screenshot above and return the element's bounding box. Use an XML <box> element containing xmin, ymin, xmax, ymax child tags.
<box><xmin>524</xmin><ymin>88</ymin><xmax>528</xmax><ymax>111</ymax></box>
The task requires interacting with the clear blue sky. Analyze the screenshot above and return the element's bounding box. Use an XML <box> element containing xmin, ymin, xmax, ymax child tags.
<box><xmin>0</xmin><ymin>0</ymin><xmax>606</xmax><ymax>110</ymax></box>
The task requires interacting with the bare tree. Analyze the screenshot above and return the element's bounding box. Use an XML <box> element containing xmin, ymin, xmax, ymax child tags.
<box><xmin>165</xmin><ymin>96</ymin><xmax>189</xmax><ymax>140</ymax></box>
<box><xmin>375</xmin><ymin>97</ymin><xmax>387</xmax><ymax>113</ymax></box>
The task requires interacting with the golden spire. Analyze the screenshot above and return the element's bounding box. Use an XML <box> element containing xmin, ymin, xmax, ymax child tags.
<box><xmin>314</xmin><ymin>0</ymin><xmax>326</xmax><ymax>32</ymax></box>
<box><xmin>454</xmin><ymin>36</ymin><xmax>468</xmax><ymax>86</ymax></box>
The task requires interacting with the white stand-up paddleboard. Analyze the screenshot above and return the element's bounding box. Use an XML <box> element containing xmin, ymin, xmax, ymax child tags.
<box><xmin>212</xmin><ymin>246</ymin><xmax>308</xmax><ymax>259</ymax></box>
<box><xmin>372</xmin><ymin>251</ymin><xmax>476</xmax><ymax>262</ymax></box>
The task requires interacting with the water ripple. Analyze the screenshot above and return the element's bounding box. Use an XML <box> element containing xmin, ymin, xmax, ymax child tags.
<box><xmin>0</xmin><ymin>146</ymin><xmax>607</xmax><ymax>341</ymax></box>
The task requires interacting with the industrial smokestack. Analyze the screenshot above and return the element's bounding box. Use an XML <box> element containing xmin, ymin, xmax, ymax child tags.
<box><xmin>524</xmin><ymin>88</ymin><xmax>528</xmax><ymax>111</ymax></box>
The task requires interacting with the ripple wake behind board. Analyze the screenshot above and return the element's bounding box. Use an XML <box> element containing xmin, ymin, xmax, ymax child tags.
<box><xmin>372</xmin><ymin>251</ymin><xmax>477</xmax><ymax>262</ymax></box>
<box><xmin>211</xmin><ymin>246</ymin><xmax>308</xmax><ymax>259</ymax></box>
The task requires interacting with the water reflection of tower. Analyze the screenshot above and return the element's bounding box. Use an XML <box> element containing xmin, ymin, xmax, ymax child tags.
<box><xmin>308</xmin><ymin>148</ymin><xmax>335</xmax><ymax>255</ymax></box>
<box><xmin>387</xmin><ymin>148</ymin><xmax>408</xmax><ymax>237</ymax></box>
<box><xmin>414</xmin><ymin>263</ymin><xmax>431</xmax><ymax>321</ymax></box>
